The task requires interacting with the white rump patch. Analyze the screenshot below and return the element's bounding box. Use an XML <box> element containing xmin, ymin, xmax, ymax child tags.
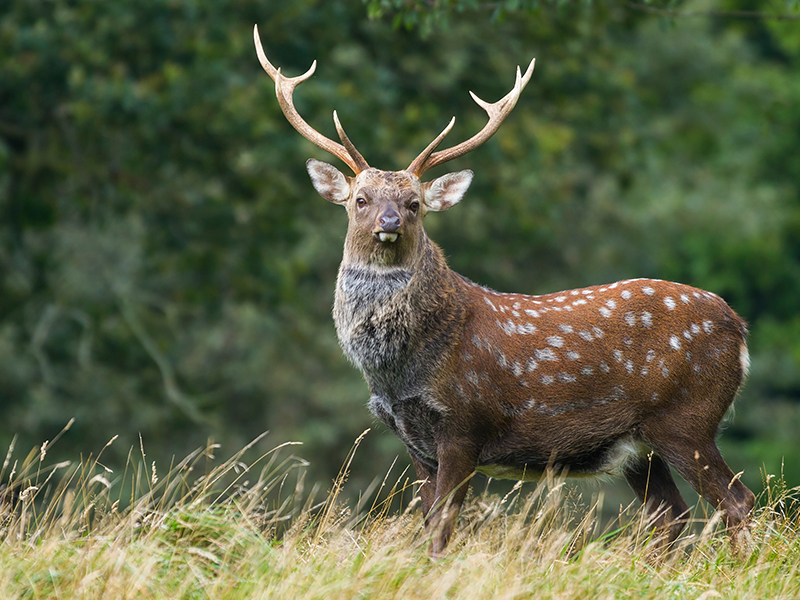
<box><xmin>740</xmin><ymin>343</ymin><xmax>751</xmax><ymax>379</ymax></box>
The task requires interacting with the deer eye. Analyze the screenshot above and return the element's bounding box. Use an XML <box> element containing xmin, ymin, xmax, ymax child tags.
<box><xmin>356</xmin><ymin>197</ymin><xmax>367</xmax><ymax>208</ymax></box>
<box><xmin>409</xmin><ymin>200</ymin><xmax>420</xmax><ymax>213</ymax></box>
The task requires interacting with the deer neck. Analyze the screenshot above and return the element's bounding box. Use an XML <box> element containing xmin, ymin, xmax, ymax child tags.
<box><xmin>333</xmin><ymin>233</ymin><xmax>464</xmax><ymax>392</ymax></box>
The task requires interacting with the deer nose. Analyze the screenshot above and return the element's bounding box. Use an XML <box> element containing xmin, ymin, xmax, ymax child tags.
<box><xmin>378</xmin><ymin>210</ymin><xmax>402</xmax><ymax>233</ymax></box>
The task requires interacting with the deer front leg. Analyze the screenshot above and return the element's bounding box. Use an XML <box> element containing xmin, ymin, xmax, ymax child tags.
<box><xmin>410</xmin><ymin>452</ymin><xmax>437</xmax><ymax>519</ymax></box>
<box><xmin>427</xmin><ymin>440</ymin><xmax>478</xmax><ymax>557</ymax></box>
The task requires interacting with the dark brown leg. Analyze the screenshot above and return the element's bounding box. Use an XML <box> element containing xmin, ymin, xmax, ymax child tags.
<box><xmin>428</xmin><ymin>441</ymin><xmax>478</xmax><ymax>557</ymax></box>
<box><xmin>624</xmin><ymin>453</ymin><xmax>690</xmax><ymax>547</ymax></box>
<box><xmin>409</xmin><ymin>452</ymin><xmax>437</xmax><ymax>518</ymax></box>
<box><xmin>651</xmin><ymin>439</ymin><xmax>755</xmax><ymax>551</ymax></box>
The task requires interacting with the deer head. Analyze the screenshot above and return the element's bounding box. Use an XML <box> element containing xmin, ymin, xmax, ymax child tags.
<box><xmin>254</xmin><ymin>25</ymin><xmax>534</xmax><ymax>267</ymax></box>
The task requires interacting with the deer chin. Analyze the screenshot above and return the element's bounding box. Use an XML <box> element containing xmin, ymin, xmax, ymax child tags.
<box><xmin>377</xmin><ymin>232</ymin><xmax>399</xmax><ymax>243</ymax></box>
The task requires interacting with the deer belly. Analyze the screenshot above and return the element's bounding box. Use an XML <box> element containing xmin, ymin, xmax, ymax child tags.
<box><xmin>476</xmin><ymin>436</ymin><xmax>650</xmax><ymax>481</ymax></box>
<box><xmin>368</xmin><ymin>394</ymin><xmax>442</xmax><ymax>461</ymax></box>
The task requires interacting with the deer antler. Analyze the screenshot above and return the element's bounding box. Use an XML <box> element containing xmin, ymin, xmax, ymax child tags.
<box><xmin>407</xmin><ymin>59</ymin><xmax>535</xmax><ymax>177</ymax></box>
<box><xmin>253</xmin><ymin>25</ymin><xmax>370</xmax><ymax>174</ymax></box>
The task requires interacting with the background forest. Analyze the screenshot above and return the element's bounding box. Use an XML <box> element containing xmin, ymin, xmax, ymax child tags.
<box><xmin>1</xmin><ymin>0</ymin><xmax>799</xmax><ymax>504</ymax></box>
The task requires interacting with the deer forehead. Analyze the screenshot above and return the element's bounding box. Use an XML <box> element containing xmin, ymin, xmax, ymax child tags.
<box><xmin>353</xmin><ymin>169</ymin><xmax>421</xmax><ymax>200</ymax></box>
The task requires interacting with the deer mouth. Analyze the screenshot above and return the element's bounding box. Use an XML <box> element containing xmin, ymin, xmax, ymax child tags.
<box><xmin>376</xmin><ymin>232</ymin><xmax>400</xmax><ymax>243</ymax></box>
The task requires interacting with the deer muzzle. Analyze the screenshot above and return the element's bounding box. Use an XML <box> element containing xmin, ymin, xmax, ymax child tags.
<box><xmin>375</xmin><ymin>209</ymin><xmax>402</xmax><ymax>243</ymax></box>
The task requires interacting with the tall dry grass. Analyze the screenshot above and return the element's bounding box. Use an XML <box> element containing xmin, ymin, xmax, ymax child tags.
<box><xmin>1</xmin><ymin>424</ymin><xmax>798</xmax><ymax>600</ymax></box>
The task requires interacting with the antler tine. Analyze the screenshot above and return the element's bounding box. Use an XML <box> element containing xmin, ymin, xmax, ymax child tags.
<box><xmin>333</xmin><ymin>111</ymin><xmax>370</xmax><ymax>173</ymax></box>
<box><xmin>406</xmin><ymin>117</ymin><xmax>456</xmax><ymax>176</ymax></box>
<box><xmin>410</xmin><ymin>58</ymin><xmax>535</xmax><ymax>176</ymax></box>
<box><xmin>253</xmin><ymin>25</ymin><xmax>369</xmax><ymax>174</ymax></box>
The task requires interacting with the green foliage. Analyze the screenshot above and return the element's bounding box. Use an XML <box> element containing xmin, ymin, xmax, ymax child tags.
<box><xmin>1</xmin><ymin>0</ymin><xmax>799</xmax><ymax>496</ymax></box>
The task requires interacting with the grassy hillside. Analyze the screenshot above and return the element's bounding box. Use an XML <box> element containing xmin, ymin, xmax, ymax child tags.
<box><xmin>1</xmin><ymin>433</ymin><xmax>798</xmax><ymax>599</ymax></box>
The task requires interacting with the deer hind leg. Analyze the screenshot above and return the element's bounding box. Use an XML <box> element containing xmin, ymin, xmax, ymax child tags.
<box><xmin>648</xmin><ymin>437</ymin><xmax>755</xmax><ymax>553</ymax></box>
<box><xmin>623</xmin><ymin>453</ymin><xmax>690</xmax><ymax>549</ymax></box>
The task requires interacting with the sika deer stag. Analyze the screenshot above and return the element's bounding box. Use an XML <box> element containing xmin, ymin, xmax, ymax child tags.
<box><xmin>254</xmin><ymin>26</ymin><xmax>755</xmax><ymax>556</ymax></box>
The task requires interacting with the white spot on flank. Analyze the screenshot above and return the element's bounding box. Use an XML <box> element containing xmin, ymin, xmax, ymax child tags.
<box><xmin>599</xmin><ymin>307</ymin><xmax>612</xmax><ymax>318</ymax></box>
<box><xmin>599</xmin><ymin>362</ymin><xmax>611</xmax><ymax>373</ymax></box>
<box><xmin>555</xmin><ymin>296</ymin><xmax>567</xmax><ymax>302</ymax></box>
<box><xmin>681</xmin><ymin>294</ymin><xmax>690</xmax><ymax>304</ymax></box>
<box><xmin>693</xmin><ymin>363</ymin><xmax>702</xmax><ymax>374</ymax></box>
<box><xmin>642</xmin><ymin>286</ymin><xmax>655</xmax><ymax>295</ymax></box>
<box><xmin>559</xmin><ymin>324</ymin><xmax>574</xmax><ymax>334</ymax></box>
<box><xmin>566</xmin><ymin>351</ymin><xmax>581</xmax><ymax>361</ymax></box>
<box><xmin>526</xmin><ymin>358</ymin><xmax>538</xmax><ymax>372</ymax></box>
<box><xmin>525</xmin><ymin>309</ymin><xmax>540</xmax><ymax>318</ymax></box>
<box><xmin>670</xmin><ymin>335</ymin><xmax>681</xmax><ymax>350</ymax></box>
<box><xmin>612</xmin><ymin>349</ymin><xmax>624</xmax><ymax>363</ymax></box>
<box><xmin>573</xmin><ymin>299</ymin><xmax>588</xmax><ymax>306</ymax></box>
<box><xmin>540</xmin><ymin>375</ymin><xmax>554</xmax><ymax>385</ymax></box>
<box><xmin>624</xmin><ymin>312</ymin><xmax>636</xmax><ymax>327</ymax></box>
<box><xmin>512</xmin><ymin>310</ymin><xmax>520</xmax><ymax>317</ymax></box>
<box><xmin>640</xmin><ymin>366</ymin><xmax>649</xmax><ymax>376</ymax></box>
<box><xmin>621</xmin><ymin>290</ymin><xmax>632</xmax><ymax>300</ymax></box>
<box><xmin>691</xmin><ymin>323</ymin><xmax>700</xmax><ymax>335</ymax></box>
<box><xmin>578</xmin><ymin>330</ymin><xmax>594</xmax><ymax>341</ymax></box>
<box><xmin>686</xmin><ymin>352</ymin><xmax>692</xmax><ymax>362</ymax></box>
<box><xmin>599</xmin><ymin>287</ymin><xmax>608</xmax><ymax>293</ymax></box>
<box><xmin>662</xmin><ymin>366</ymin><xmax>669</xmax><ymax>378</ymax></box>
<box><xmin>484</xmin><ymin>297</ymin><xmax>498</xmax><ymax>312</ymax></box>
<box><xmin>581</xmin><ymin>366</ymin><xmax>594</xmax><ymax>376</ymax></box>
<box><xmin>547</xmin><ymin>335</ymin><xmax>565</xmax><ymax>348</ymax></box>
<box><xmin>693</xmin><ymin>292</ymin><xmax>702</xmax><ymax>298</ymax></box>
<box><xmin>651</xmin><ymin>392</ymin><xmax>659</xmax><ymax>403</ymax></box>
<box><xmin>606</xmin><ymin>299</ymin><xmax>617</xmax><ymax>309</ymax></box>
<box><xmin>582</xmin><ymin>289</ymin><xmax>592</xmax><ymax>295</ymax></box>
<box><xmin>625</xmin><ymin>360</ymin><xmax>634</xmax><ymax>373</ymax></box>
<box><xmin>641</xmin><ymin>312</ymin><xmax>653</xmax><ymax>328</ymax></box>
<box><xmin>571</xmin><ymin>290</ymin><xmax>580</xmax><ymax>296</ymax></box>
<box><xmin>664</xmin><ymin>297</ymin><xmax>676</xmax><ymax>310</ymax></box>
<box><xmin>683</xmin><ymin>330</ymin><xmax>692</xmax><ymax>340</ymax></box>
<box><xmin>702</xmin><ymin>321</ymin><xmax>714</xmax><ymax>333</ymax></box>
<box><xmin>646</xmin><ymin>350</ymin><xmax>656</xmax><ymax>362</ymax></box>
<box><xmin>592</xmin><ymin>327</ymin><xmax>605</xmax><ymax>339</ymax></box>
<box><xmin>558</xmin><ymin>373</ymin><xmax>577</xmax><ymax>383</ymax></box>
<box><xmin>535</xmin><ymin>348</ymin><xmax>559</xmax><ymax>362</ymax></box>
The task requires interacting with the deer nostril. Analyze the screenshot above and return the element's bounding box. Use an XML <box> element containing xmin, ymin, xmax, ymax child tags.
<box><xmin>379</xmin><ymin>213</ymin><xmax>402</xmax><ymax>232</ymax></box>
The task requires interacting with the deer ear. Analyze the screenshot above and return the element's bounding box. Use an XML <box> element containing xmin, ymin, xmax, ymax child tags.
<box><xmin>306</xmin><ymin>159</ymin><xmax>351</xmax><ymax>205</ymax></box>
<box><xmin>422</xmin><ymin>170</ymin><xmax>473</xmax><ymax>212</ymax></box>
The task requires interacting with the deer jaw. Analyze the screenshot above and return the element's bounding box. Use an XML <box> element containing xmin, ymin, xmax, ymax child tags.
<box><xmin>306</xmin><ymin>160</ymin><xmax>473</xmax><ymax>268</ymax></box>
